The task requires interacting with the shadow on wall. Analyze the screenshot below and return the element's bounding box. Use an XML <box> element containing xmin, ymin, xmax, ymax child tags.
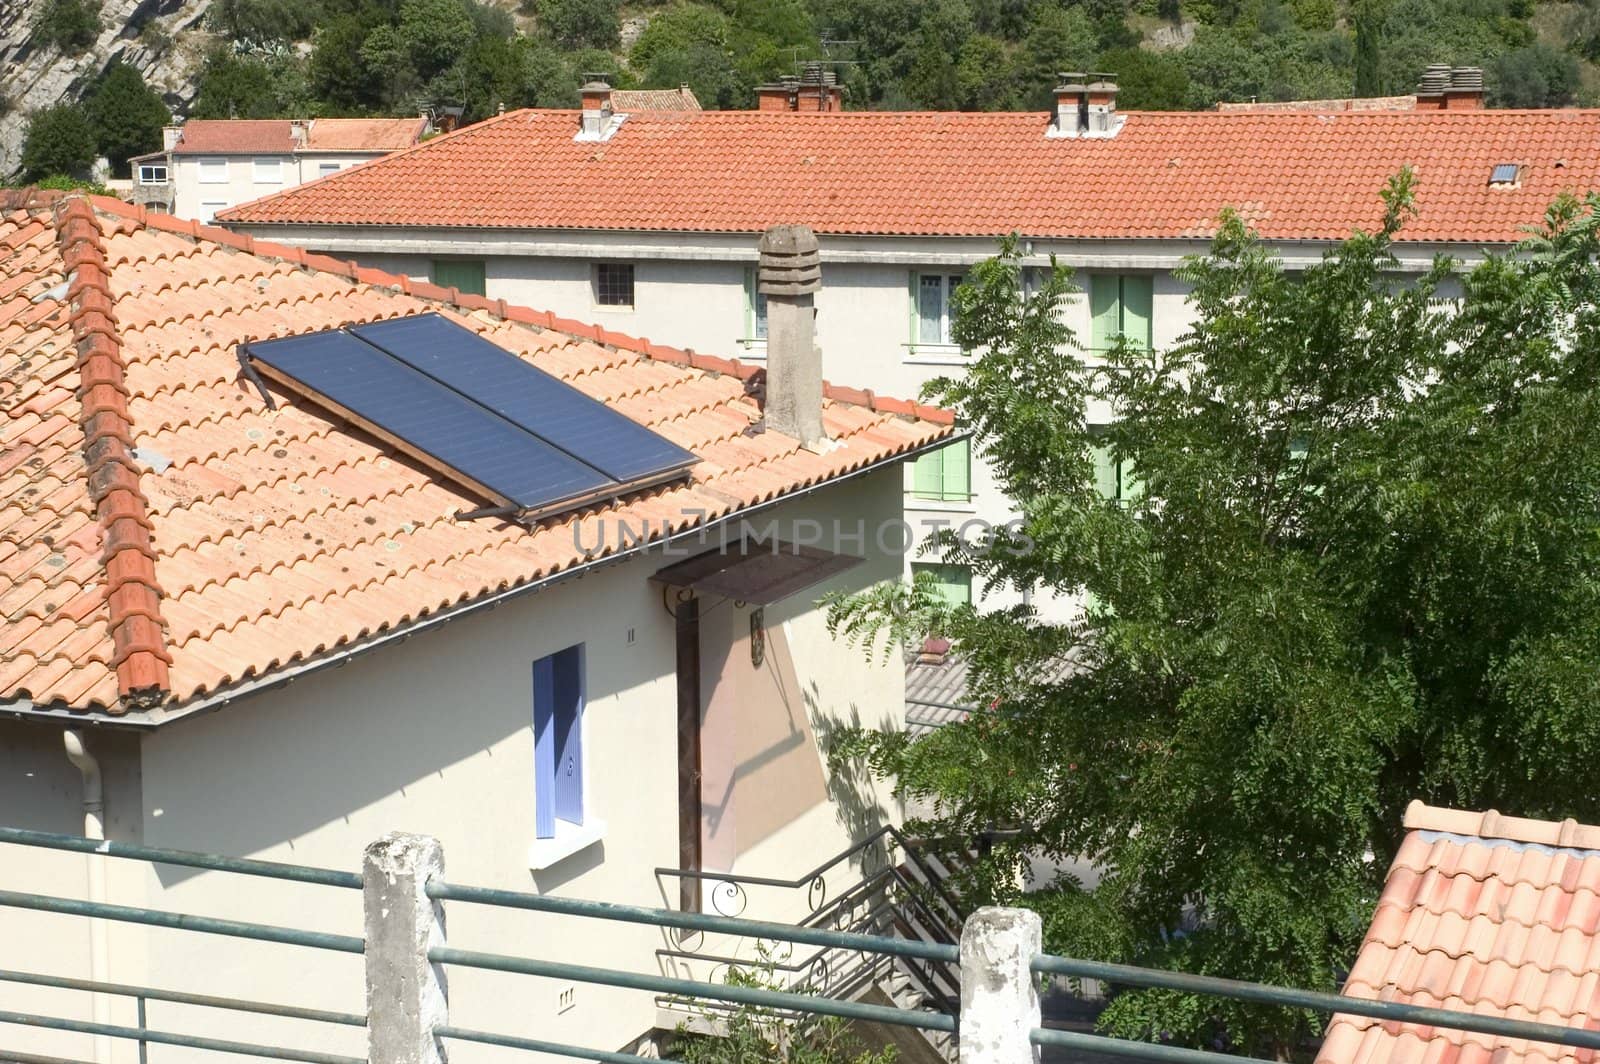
<box><xmin>807</xmin><ymin>684</ymin><xmax>894</xmax><ymax>848</ymax></box>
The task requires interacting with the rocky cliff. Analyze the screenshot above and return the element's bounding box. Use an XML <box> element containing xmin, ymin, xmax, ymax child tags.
<box><xmin>0</xmin><ymin>0</ymin><xmax>214</xmax><ymax>177</ymax></box>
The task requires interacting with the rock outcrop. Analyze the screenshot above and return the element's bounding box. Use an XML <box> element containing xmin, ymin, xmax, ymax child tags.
<box><xmin>0</xmin><ymin>0</ymin><xmax>214</xmax><ymax>176</ymax></box>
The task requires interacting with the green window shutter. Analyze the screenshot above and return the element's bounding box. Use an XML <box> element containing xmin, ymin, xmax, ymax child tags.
<box><xmin>744</xmin><ymin>268</ymin><xmax>756</xmax><ymax>340</ymax></box>
<box><xmin>1091</xmin><ymin>441</ymin><xmax>1120</xmax><ymax>501</ymax></box>
<box><xmin>914</xmin><ymin>563</ymin><xmax>972</xmax><ymax>607</ymax></box>
<box><xmin>432</xmin><ymin>259</ymin><xmax>486</xmax><ymax>297</ymax></box>
<box><xmin>942</xmin><ymin>437</ymin><xmax>970</xmax><ymax>500</ymax></box>
<box><xmin>909</xmin><ymin>272</ymin><xmax>920</xmax><ymax>344</ymax></box>
<box><xmin>912</xmin><ymin>448</ymin><xmax>945</xmax><ymax>499</ymax></box>
<box><xmin>1121</xmin><ymin>274</ymin><xmax>1153</xmax><ymax>349</ymax></box>
<box><xmin>1090</xmin><ymin>274</ymin><xmax>1120</xmax><ymax>352</ymax></box>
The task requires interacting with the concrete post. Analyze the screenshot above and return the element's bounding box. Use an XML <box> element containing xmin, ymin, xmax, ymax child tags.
<box><xmin>364</xmin><ymin>832</ymin><xmax>449</xmax><ymax>1064</ymax></box>
<box><xmin>960</xmin><ymin>906</ymin><xmax>1042</xmax><ymax>1064</ymax></box>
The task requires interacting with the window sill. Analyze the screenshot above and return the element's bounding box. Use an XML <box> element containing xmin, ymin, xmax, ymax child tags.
<box><xmin>527</xmin><ymin>818</ymin><xmax>607</xmax><ymax>871</ymax></box>
<box><xmin>736</xmin><ymin>339</ymin><xmax>767</xmax><ymax>355</ymax></box>
<box><xmin>590</xmin><ymin>304</ymin><xmax>635</xmax><ymax>314</ymax></box>
<box><xmin>906</xmin><ymin>497</ymin><xmax>978</xmax><ymax>514</ymax></box>
<box><xmin>903</xmin><ymin>344</ymin><xmax>970</xmax><ymax>366</ymax></box>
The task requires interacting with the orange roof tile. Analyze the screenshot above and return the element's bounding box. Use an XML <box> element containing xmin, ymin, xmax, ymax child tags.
<box><xmin>217</xmin><ymin>107</ymin><xmax>1600</xmax><ymax>244</ymax></box>
<box><xmin>1318</xmin><ymin>802</ymin><xmax>1600</xmax><ymax>1064</ymax></box>
<box><xmin>610</xmin><ymin>86</ymin><xmax>701</xmax><ymax>112</ymax></box>
<box><xmin>0</xmin><ymin>190</ymin><xmax>950</xmax><ymax>718</ymax></box>
<box><xmin>171</xmin><ymin>118</ymin><xmax>425</xmax><ymax>155</ymax></box>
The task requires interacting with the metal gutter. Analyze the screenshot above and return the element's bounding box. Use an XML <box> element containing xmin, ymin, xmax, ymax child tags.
<box><xmin>0</xmin><ymin>435</ymin><xmax>959</xmax><ymax>732</ymax></box>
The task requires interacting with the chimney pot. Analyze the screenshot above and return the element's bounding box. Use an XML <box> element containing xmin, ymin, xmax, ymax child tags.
<box><xmin>578</xmin><ymin>74</ymin><xmax>615</xmax><ymax>138</ymax></box>
<box><xmin>758</xmin><ymin>225</ymin><xmax>826</xmax><ymax>448</ymax></box>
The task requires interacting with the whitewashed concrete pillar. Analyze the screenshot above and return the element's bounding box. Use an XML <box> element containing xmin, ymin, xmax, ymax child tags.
<box><xmin>364</xmin><ymin>832</ymin><xmax>449</xmax><ymax>1064</ymax></box>
<box><xmin>960</xmin><ymin>906</ymin><xmax>1043</xmax><ymax>1064</ymax></box>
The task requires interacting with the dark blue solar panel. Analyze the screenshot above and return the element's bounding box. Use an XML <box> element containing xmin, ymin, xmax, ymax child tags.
<box><xmin>350</xmin><ymin>314</ymin><xmax>698</xmax><ymax>485</ymax></box>
<box><xmin>243</xmin><ymin>329</ymin><xmax>616</xmax><ymax>513</ymax></box>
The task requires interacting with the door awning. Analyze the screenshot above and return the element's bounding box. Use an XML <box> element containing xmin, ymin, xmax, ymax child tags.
<box><xmin>652</xmin><ymin>539</ymin><xmax>864</xmax><ymax>605</ymax></box>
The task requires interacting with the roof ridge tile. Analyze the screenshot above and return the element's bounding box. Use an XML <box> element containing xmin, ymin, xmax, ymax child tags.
<box><xmin>53</xmin><ymin>196</ymin><xmax>171</xmax><ymax>710</ymax></box>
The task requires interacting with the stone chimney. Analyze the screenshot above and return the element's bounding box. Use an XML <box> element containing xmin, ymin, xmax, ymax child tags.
<box><xmin>1052</xmin><ymin>72</ymin><xmax>1087</xmax><ymax>134</ymax></box>
<box><xmin>161</xmin><ymin>124</ymin><xmax>182</xmax><ymax>151</ymax></box>
<box><xmin>758</xmin><ymin>225</ymin><xmax>826</xmax><ymax>448</ymax></box>
<box><xmin>1416</xmin><ymin>65</ymin><xmax>1483</xmax><ymax>110</ymax></box>
<box><xmin>578</xmin><ymin>73</ymin><xmax>614</xmax><ymax>138</ymax></box>
<box><xmin>1086</xmin><ymin>73</ymin><xmax>1120</xmax><ymax>134</ymax></box>
<box><xmin>1048</xmin><ymin>72</ymin><xmax>1123</xmax><ymax>138</ymax></box>
<box><xmin>289</xmin><ymin>119</ymin><xmax>309</xmax><ymax>148</ymax></box>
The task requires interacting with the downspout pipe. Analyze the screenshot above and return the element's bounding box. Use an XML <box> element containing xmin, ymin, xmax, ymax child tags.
<box><xmin>63</xmin><ymin>730</ymin><xmax>112</xmax><ymax>1064</ymax></box>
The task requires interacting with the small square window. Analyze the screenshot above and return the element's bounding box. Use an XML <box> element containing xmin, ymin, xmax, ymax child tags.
<box><xmin>137</xmin><ymin>164</ymin><xmax>168</xmax><ymax>185</ymax></box>
<box><xmin>910</xmin><ymin>437</ymin><xmax>971</xmax><ymax>503</ymax></box>
<box><xmin>318</xmin><ymin>162</ymin><xmax>341</xmax><ymax>177</ymax></box>
<box><xmin>253</xmin><ymin>158</ymin><xmax>282</xmax><ymax>184</ymax></box>
<box><xmin>1489</xmin><ymin>163</ymin><xmax>1520</xmax><ymax>186</ymax></box>
<box><xmin>595</xmin><ymin>263</ymin><xmax>634</xmax><ymax>307</ymax></box>
<box><xmin>197</xmin><ymin>158</ymin><xmax>228</xmax><ymax>184</ymax></box>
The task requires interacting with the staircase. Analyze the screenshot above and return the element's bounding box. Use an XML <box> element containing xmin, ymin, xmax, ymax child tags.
<box><xmin>653</xmin><ymin>827</ymin><xmax>973</xmax><ymax>1062</ymax></box>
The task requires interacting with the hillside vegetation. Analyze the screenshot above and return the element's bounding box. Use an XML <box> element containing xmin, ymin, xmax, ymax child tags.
<box><xmin>181</xmin><ymin>0</ymin><xmax>1598</xmax><ymax>124</ymax></box>
<box><xmin>16</xmin><ymin>0</ymin><xmax>1600</xmax><ymax>180</ymax></box>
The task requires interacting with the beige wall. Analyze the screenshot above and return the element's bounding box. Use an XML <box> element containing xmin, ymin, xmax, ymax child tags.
<box><xmin>0</xmin><ymin>468</ymin><xmax>908</xmax><ymax>1061</ymax></box>
<box><xmin>172</xmin><ymin>153</ymin><xmax>388</xmax><ymax>223</ymax></box>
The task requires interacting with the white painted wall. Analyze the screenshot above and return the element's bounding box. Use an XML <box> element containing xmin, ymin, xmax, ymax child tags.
<box><xmin>171</xmin><ymin>153</ymin><xmax>390</xmax><ymax>223</ymax></box>
<box><xmin>0</xmin><ymin>468</ymin><xmax>909</xmax><ymax>1062</ymax></box>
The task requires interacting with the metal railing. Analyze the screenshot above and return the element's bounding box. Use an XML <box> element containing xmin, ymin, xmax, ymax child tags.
<box><xmin>6</xmin><ymin>823</ymin><xmax>1600</xmax><ymax>1064</ymax></box>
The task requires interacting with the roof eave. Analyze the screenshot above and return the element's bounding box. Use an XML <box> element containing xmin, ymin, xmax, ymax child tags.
<box><xmin>2</xmin><ymin>430</ymin><xmax>955</xmax><ymax>732</ymax></box>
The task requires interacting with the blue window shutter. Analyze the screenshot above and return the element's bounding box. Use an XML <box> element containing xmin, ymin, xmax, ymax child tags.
<box><xmin>532</xmin><ymin>655</ymin><xmax>557</xmax><ymax>839</ymax></box>
<box><xmin>552</xmin><ymin>645</ymin><xmax>584</xmax><ymax>826</ymax></box>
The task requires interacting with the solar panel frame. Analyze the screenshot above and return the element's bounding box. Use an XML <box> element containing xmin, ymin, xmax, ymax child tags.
<box><xmin>348</xmin><ymin>314</ymin><xmax>698</xmax><ymax>488</ymax></box>
<box><xmin>241</xmin><ymin>329</ymin><xmax>624</xmax><ymax>518</ymax></box>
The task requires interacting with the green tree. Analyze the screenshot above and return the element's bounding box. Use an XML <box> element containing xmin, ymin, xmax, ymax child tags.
<box><xmin>191</xmin><ymin>48</ymin><xmax>309</xmax><ymax>118</ymax></box>
<box><xmin>399</xmin><ymin>0</ymin><xmax>477</xmax><ymax>80</ymax></box>
<box><xmin>19</xmin><ymin>104</ymin><xmax>97</xmax><ymax>180</ymax></box>
<box><xmin>1489</xmin><ymin>42</ymin><xmax>1580</xmax><ymax>106</ymax></box>
<box><xmin>207</xmin><ymin>0</ymin><xmax>317</xmax><ymax>45</ymax></box>
<box><xmin>32</xmin><ymin>0</ymin><xmax>100</xmax><ymax>53</ymax></box>
<box><xmin>826</xmin><ymin>178</ymin><xmax>1600</xmax><ymax>1053</ymax></box>
<box><xmin>538</xmin><ymin>0</ymin><xmax>620</xmax><ymax>49</ymax></box>
<box><xmin>1020</xmin><ymin>4</ymin><xmax>1099</xmax><ymax>107</ymax></box>
<box><xmin>1095</xmin><ymin>46</ymin><xmax>1191</xmax><ymax>108</ymax></box>
<box><xmin>1352</xmin><ymin>0</ymin><xmax>1383</xmax><ymax>94</ymax></box>
<box><xmin>85</xmin><ymin>62</ymin><xmax>170</xmax><ymax>174</ymax></box>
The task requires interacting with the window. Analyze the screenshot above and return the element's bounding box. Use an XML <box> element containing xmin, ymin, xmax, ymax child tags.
<box><xmin>595</xmin><ymin>263</ymin><xmax>634</xmax><ymax>307</ymax></box>
<box><xmin>1089</xmin><ymin>274</ymin><xmax>1153</xmax><ymax>352</ymax></box>
<box><xmin>197</xmin><ymin>158</ymin><xmax>228</xmax><ymax>184</ymax></box>
<box><xmin>913</xmin><ymin>273</ymin><xmax>965</xmax><ymax>345</ymax></box>
<box><xmin>317</xmin><ymin>162</ymin><xmax>341</xmax><ymax>177</ymax></box>
<box><xmin>744</xmin><ymin>268</ymin><xmax>768</xmax><ymax>341</ymax></box>
<box><xmin>533</xmin><ymin>644</ymin><xmax>585</xmax><ymax>840</ymax></box>
<box><xmin>1089</xmin><ymin>425</ymin><xmax>1138</xmax><ymax>507</ymax></box>
<box><xmin>198</xmin><ymin>202</ymin><xmax>229</xmax><ymax>224</ymax></box>
<box><xmin>431</xmin><ymin>259</ymin><xmax>487</xmax><ymax>297</ymax></box>
<box><xmin>913</xmin><ymin>562</ymin><xmax>973</xmax><ymax>607</ymax></box>
<box><xmin>910</xmin><ymin>437</ymin><xmax>971</xmax><ymax>503</ymax></box>
<box><xmin>137</xmin><ymin>164</ymin><xmax>168</xmax><ymax>185</ymax></box>
<box><xmin>253</xmin><ymin>158</ymin><xmax>282</xmax><ymax>184</ymax></box>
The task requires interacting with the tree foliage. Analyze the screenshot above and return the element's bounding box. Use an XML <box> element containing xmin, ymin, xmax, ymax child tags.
<box><xmin>826</xmin><ymin>179</ymin><xmax>1600</xmax><ymax>1052</ymax></box>
<box><xmin>32</xmin><ymin>0</ymin><xmax>100</xmax><ymax>53</ymax></box>
<box><xmin>19</xmin><ymin>104</ymin><xmax>97</xmax><ymax>181</ymax></box>
<box><xmin>85</xmin><ymin>62</ymin><xmax>171</xmax><ymax>174</ymax></box>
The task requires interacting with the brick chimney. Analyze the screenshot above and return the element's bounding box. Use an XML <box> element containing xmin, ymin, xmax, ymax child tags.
<box><xmin>1086</xmin><ymin>73</ymin><xmax>1121</xmax><ymax>134</ymax></box>
<box><xmin>754</xmin><ymin>65</ymin><xmax>843</xmax><ymax>112</ymax></box>
<box><xmin>758</xmin><ymin>225</ymin><xmax>827</xmax><ymax>448</ymax></box>
<box><xmin>578</xmin><ymin>73</ymin><xmax>615</xmax><ymax>138</ymax></box>
<box><xmin>1416</xmin><ymin>65</ymin><xmax>1483</xmax><ymax>110</ymax></box>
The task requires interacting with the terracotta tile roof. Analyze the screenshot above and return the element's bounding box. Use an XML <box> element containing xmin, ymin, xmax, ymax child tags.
<box><xmin>0</xmin><ymin>190</ymin><xmax>951</xmax><ymax>718</ymax></box>
<box><xmin>302</xmin><ymin>117</ymin><xmax>429</xmax><ymax>152</ymax></box>
<box><xmin>610</xmin><ymin>86</ymin><xmax>701</xmax><ymax>112</ymax></box>
<box><xmin>217</xmin><ymin>107</ymin><xmax>1600</xmax><ymax>244</ymax></box>
<box><xmin>171</xmin><ymin>118</ymin><xmax>424</xmax><ymax>155</ymax></box>
<box><xmin>1215</xmin><ymin>95</ymin><xmax>1419</xmax><ymax>112</ymax></box>
<box><xmin>1318</xmin><ymin>801</ymin><xmax>1600</xmax><ymax>1064</ymax></box>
